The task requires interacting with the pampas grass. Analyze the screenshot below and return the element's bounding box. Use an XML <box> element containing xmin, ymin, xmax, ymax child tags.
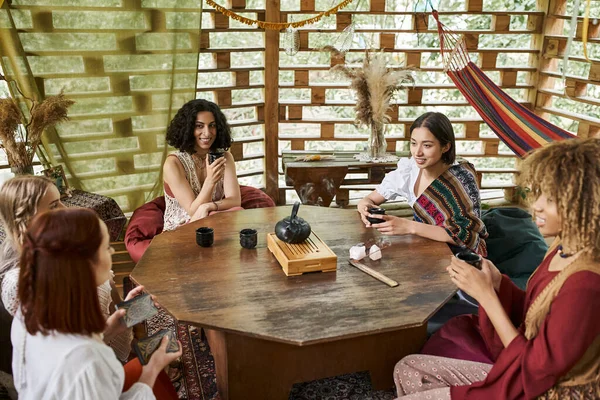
<box><xmin>324</xmin><ymin>46</ymin><xmax>414</xmax><ymax>157</ymax></box>
<box><xmin>0</xmin><ymin>73</ymin><xmax>74</xmax><ymax>169</ymax></box>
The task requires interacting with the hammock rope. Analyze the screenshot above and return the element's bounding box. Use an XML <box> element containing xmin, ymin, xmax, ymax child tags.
<box><xmin>431</xmin><ymin>10</ymin><xmax>576</xmax><ymax>158</ymax></box>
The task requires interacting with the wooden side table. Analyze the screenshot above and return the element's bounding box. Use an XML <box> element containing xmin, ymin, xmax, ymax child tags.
<box><xmin>282</xmin><ymin>151</ymin><xmax>409</xmax><ymax>207</ymax></box>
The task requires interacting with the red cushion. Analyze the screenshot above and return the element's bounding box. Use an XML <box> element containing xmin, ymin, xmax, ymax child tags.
<box><xmin>124</xmin><ymin>197</ymin><xmax>166</xmax><ymax>263</ymax></box>
<box><xmin>240</xmin><ymin>185</ymin><xmax>276</xmax><ymax>209</ymax></box>
<box><xmin>125</xmin><ymin>187</ymin><xmax>274</xmax><ymax>263</ymax></box>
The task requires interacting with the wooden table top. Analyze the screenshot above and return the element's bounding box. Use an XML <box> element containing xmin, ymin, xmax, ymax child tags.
<box><xmin>131</xmin><ymin>206</ymin><xmax>456</xmax><ymax>346</ymax></box>
<box><xmin>281</xmin><ymin>150</ymin><xmax>410</xmax><ymax>170</ymax></box>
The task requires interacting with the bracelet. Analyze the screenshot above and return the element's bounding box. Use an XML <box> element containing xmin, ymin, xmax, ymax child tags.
<box><xmin>213</xmin><ymin>201</ymin><xmax>219</xmax><ymax>211</ymax></box>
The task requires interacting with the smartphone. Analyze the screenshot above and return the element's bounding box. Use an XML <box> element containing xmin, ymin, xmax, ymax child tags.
<box><xmin>115</xmin><ymin>293</ymin><xmax>159</xmax><ymax>328</ymax></box>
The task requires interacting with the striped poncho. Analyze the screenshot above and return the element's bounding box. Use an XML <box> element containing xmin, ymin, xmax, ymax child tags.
<box><xmin>413</xmin><ymin>161</ymin><xmax>488</xmax><ymax>256</ymax></box>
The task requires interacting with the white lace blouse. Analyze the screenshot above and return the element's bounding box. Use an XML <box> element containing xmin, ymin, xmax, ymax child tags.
<box><xmin>163</xmin><ymin>151</ymin><xmax>224</xmax><ymax>232</ymax></box>
<box><xmin>375</xmin><ymin>157</ymin><xmax>420</xmax><ymax>206</ymax></box>
<box><xmin>11</xmin><ymin>313</ymin><xmax>154</xmax><ymax>400</ymax></box>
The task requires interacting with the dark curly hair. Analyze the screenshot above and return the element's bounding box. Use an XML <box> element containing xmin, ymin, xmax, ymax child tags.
<box><xmin>410</xmin><ymin>112</ymin><xmax>456</xmax><ymax>164</ymax></box>
<box><xmin>166</xmin><ymin>99</ymin><xmax>232</xmax><ymax>154</ymax></box>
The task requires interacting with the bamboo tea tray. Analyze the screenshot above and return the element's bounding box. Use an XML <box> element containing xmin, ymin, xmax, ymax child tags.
<box><xmin>267</xmin><ymin>231</ymin><xmax>337</xmax><ymax>276</ymax></box>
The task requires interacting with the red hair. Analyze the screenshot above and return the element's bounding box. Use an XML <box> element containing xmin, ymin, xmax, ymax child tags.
<box><xmin>18</xmin><ymin>208</ymin><xmax>106</xmax><ymax>335</ymax></box>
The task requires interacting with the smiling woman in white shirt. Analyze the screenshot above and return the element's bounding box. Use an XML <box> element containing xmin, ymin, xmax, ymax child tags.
<box><xmin>11</xmin><ymin>208</ymin><xmax>182</xmax><ymax>399</ymax></box>
<box><xmin>357</xmin><ymin>112</ymin><xmax>488</xmax><ymax>256</ymax></box>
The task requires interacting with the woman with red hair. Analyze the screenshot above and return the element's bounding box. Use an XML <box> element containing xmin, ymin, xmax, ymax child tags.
<box><xmin>11</xmin><ymin>208</ymin><xmax>181</xmax><ymax>399</ymax></box>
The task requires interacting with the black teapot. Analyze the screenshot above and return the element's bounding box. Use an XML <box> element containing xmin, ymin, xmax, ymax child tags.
<box><xmin>275</xmin><ymin>202</ymin><xmax>311</xmax><ymax>244</ymax></box>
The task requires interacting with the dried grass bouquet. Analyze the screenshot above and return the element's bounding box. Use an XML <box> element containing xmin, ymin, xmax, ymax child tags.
<box><xmin>0</xmin><ymin>73</ymin><xmax>74</xmax><ymax>171</ymax></box>
<box><xmin>324</xmin><ymin>46</ymin><xmax>414</xmax><ymax>158</ymax></box>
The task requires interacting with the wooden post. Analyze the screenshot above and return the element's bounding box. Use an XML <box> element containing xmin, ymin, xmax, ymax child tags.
<box><xmin>265</xmin><ymin>0</ymin><xmax>280</xmax><ymax>204</ymax></box>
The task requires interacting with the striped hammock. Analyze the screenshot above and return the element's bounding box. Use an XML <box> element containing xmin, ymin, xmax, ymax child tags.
<box><xmin>431</xmin><ymin>10</ymin><xmax>576</xmax><ymax>157</ymax></box>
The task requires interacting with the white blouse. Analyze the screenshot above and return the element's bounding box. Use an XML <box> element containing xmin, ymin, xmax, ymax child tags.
<box><xmin>11</xmin><ymin>314</ymin><xmax>154</xmax><ymax>400</ymax></box>
<box><xmin>2</xmin><ymin>268</ymin><xmax>133</xmax><ymax>362</ymax></box>
<box><xmin>375</xmin><ymin>157</ymin><xmax>420</xmax><ymax>206</ymax></box>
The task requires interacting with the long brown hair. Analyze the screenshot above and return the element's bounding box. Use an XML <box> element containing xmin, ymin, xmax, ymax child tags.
<box><xmin>519</xmin><ymin>138</ymin><xmax>600</xmax><ymax>260</ymax></box>
<box><xmin>0</xmin><ymin>175</ymin><xmax>54</xmax><ymax>248</ymax></box>
<box><xmin>18</xmin><ymin>208</ymin><xmax>106</xmax><ymax>335</ymax></box>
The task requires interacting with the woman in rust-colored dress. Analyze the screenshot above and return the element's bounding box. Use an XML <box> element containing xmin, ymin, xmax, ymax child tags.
<box><xmin>392</xmin><ymin>138</ymin><xmax>600</xmax><ymax>399</ymax></box>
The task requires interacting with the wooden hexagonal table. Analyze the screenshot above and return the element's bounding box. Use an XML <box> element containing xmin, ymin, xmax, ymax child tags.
<box><xmin>131</xmin><ymin>206</ymin><xmax>456</xmax><ymax>400</ymax></box>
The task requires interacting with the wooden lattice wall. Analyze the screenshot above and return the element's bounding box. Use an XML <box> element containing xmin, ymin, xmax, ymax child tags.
<box><xmin>536</xmin><ymin>0</ymin><xmax>600</xmax><ymax>139</ymax></box>
<box><xmin>1</xmin><ymin>0</ymin><xmax>599</xmax><ymax>211</ymax></box>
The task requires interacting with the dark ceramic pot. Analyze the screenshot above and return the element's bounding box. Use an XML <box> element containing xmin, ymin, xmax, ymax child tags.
<box><xmin>274</xmin><ymin>202</ymin><xmax>311</xmax><ymax>244</ymax></box>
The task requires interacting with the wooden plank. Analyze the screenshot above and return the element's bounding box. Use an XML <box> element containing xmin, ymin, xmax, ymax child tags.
<box><xmin>295</xmin><ymin>70</ymin><xmax>309</xmax><ymax>86</ymax></box>
<box><xmin>336</xmin><ymin>13</ymin><xmax>352</xmax><ymax>31</ymax></box>
<box><xmin>405</xmin><ymin>52</ymin><xmax>421</xmax><ymax>68</ymax></box>
<box><xmin>590</xmin><ymin>64</ymin><xmax>600</xmax><ymax>82</ymax></box>
<box><xmin>288</xmin><ymin>105</ymin><xmax>303</xmax><ymax>120</ymax></box>
<box><xmin>214</xmin><ymin>12</ymin><xmax>230</xmax><ymax>29</ymax></box>
<box><xmin>370</xmin><ymin>0</ymin><xmax>385</xmax><ymax>12</ymax></box>
<box><xmin>465</xmin><ymin>122</ymin><xmax>481</xmax><ymax>139</ymax></box>
<box><xmin>500</xmin><ymin>71</ymin><xmax>518</xmax><ymax>87</ymax></box>
<box><xmin>492</xmin><ymin>14</ymin><xmax>511</xmax><ymax>32</ymax></box>
<box><xmin>200</xmin><ymin>32</ymin><xmax>210</xmax><ymax>49</ymax></box>
<box><xmin>265</xmin><ymin>0</ymin><xmax>280</xmax><ymax>203</ymax></box>
<box><xmin>380</xmin><ymin>33</ymin><xmax>396</xmax><ymax>49</ymax></box>
<box><xmin>321</xmin><ymin>123</ymin><xmax>335</xmax><ymax>139</ymax></box>
<box><xmin>216</xmin><ymin>52</ymin><xmax>231</xmax><ymax>69</ymax></box>
<box><xmin>215</xmin><ymin>89</ymin><xmax>232</xmax><ymax>106</ymax></box>
<box><xmin>483</xmin><ymin>140</ymin><xmax>499</xmax><ymax>155</ymax></box>
<box><xmin>413</xmin><ymin>13</ymin><xmax>428</xmax><ymax>31</ymax></box>
<box><xmin>235</xmin><ymin>70</ymin><xmax>250</xmax><ymax>87</ymax></box>
<box><xmin>407</xmin><ymin>88</ymin><xmax>423</xmax><ymax>105</ymax></box>
<box><xmin>464</xmin><ymin>33</ymin><xmax>479</xmax><ymax>50</ymax></box>
<box><xmin>480</xmin><ymin>52</ymin><xmax>498</xmax><ymax>69</ymax></box>
<box><xmin>466</xmin><ymin>0</ymin><xmax>483</xmax><ymax>12</ymax></box>
<box><xmin>565</xmin><ymin>78</ymin><xmax>587</xmax><ymax>97</ymax></box>
<box><xmin>300</xmin><ymin>0</ymin><xmax>315</xmax><ymax>11</ymax></box>
<box><xmin>311</xmin><ymin>87</ymin><xmax>326</xmax><ymax>104</ymax></box>
<box><xmin>230</xmin><ymin>0</ymin><xmax>246</xmax><ymax>8</ymax></box>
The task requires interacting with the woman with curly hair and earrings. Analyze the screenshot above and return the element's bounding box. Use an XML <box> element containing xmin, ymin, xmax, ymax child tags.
<box><xmin>392</xmin><ymin>138</ymin><xmax>600</xmax><ymax>400</ymax></box>
<box><xmin>11</xmin><ymin>208</ymin><xmax>181</xmax><ymax>399</ymax></box>
<box><xmin>357</xmin><ymin>112</ymin><xmax>488</xmax><ymax>256</ymax></box>
<box><xmin>163</xmin><ymin>99</ymin><xmax>242</xmax><ymax>231</ymax></box>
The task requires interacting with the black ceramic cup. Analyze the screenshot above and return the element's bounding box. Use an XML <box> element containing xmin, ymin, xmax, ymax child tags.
<box><xmin>208</xmin><ymin>151</ymin><xmax>224</xmax><ymax>165</ymax></box>
<box><xmin>196</xmin><ymin>227</ymin><xmax>214</xmax><ymax>247</ymax></box>
<box><xmin>367</xmin><ymin>207</ymin><xmax>386</xmax><ymax>225</ymax></box>
<box><xmin>455</xmin><ymin>249</ymin><xmax>482</xmax><ymax>270</ymax></box>
<box><xmin>239</xmin><ymin>228</ymin><xmax>258</xmax><ymax>249</ymax></box>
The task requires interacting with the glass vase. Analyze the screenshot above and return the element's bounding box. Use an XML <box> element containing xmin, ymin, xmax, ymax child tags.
<box><xmin>368</xmin><ymin>122</ymin><xmax>387</xmax><ymax>159</ymax></box>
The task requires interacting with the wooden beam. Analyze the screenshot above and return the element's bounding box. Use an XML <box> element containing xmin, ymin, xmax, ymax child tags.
<box><xmin>265</xmin><ymin>0</ymin><xmax>280</xmax><ymax>203</ymax></box>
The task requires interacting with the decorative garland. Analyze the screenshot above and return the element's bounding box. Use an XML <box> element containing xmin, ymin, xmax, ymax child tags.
<box><xmin>206</xmin><ymin>0</ymin><xmax>354</xmax><ymax>30</ymax></box>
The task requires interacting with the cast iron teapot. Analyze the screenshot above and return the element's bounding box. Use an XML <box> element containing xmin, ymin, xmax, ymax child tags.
<box><xmin>275</xmin><ymin>202</ymin><xmax>311</xmax><ymax>244</ymax></box>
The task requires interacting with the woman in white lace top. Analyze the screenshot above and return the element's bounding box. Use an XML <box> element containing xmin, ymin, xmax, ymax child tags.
<box><xmin>162</xmin><ymin>99</ymin><xmax>242</xmax><ymax>231</ymax></box>
<box><xmin>0</xmin><ymin>176</ymin><xmax>132</xmax><ymax>362</ymax></box>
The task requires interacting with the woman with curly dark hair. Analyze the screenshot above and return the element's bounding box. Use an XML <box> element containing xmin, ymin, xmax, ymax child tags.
<box><xmin>163</xmin><ymin>99</ymin><xmax>242</xmax><ymax>231</ymax></box>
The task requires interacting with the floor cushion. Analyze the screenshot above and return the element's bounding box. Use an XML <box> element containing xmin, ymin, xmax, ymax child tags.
<box><xmin>482</xmin><ymin>207</ymin><xmax>548</xmax><ymax>289</ymax></box>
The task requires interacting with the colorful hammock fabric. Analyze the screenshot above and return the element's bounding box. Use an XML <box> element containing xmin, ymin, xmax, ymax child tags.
<box><xmin>431</xmin><ymin>10</ymin><xmax>576</xmax><ymax>158</ymax></box>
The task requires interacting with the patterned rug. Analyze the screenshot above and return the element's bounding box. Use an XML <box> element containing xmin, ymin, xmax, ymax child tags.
<box><xmin>147</xmin><ymin>310</ymin><xmax>396</xmax><ymax>400</ymax></box>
